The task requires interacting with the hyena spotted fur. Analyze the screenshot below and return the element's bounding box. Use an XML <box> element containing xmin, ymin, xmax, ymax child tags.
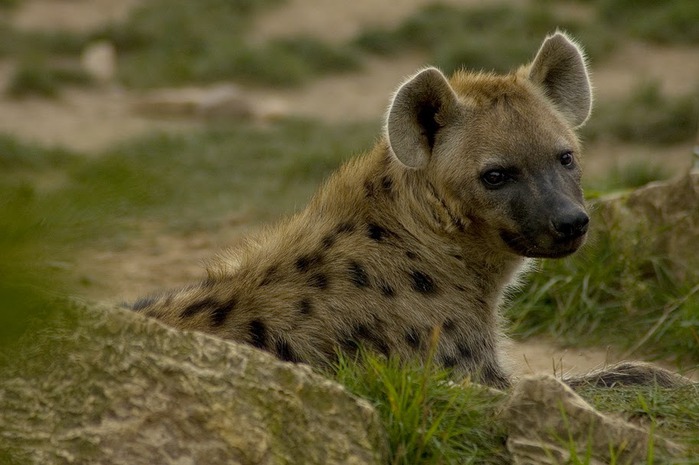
<box><xmin>129</xmin><ymin>33</ymin><xmax>682</xmax><ymax>389</ymax></box>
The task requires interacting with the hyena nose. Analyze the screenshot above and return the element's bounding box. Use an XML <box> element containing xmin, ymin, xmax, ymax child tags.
<box><xmin>552</xmin><ymin>210</ymin><xmax>589</xmax><ymax>240</ymax></box>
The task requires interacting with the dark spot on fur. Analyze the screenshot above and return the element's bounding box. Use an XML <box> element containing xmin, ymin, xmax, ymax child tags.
<box><xmin>368</xmin><ymin>223</ymin><xmax>393</xmax><ymax>242</ymax></box>
<box><xmin>457</xmin><ymin>343</ymin><xmax>473</xmax><ymax>359</ymax></box>
<box><xmin>366</xmin><ymin>176</ymin><xmax>393</xmax><ymax>198</ymax></box>
<box><xmin>296</xmin><ymin>253</ymin><xmax>323</xmax><ymax>273</ymax></box>
<box><xmin>260</xmin><ymin>265</ymin><xmax>280</xmax><ymax>286</ymax></box>
<box><xmin>131</xmin><ymin>296</ymin><xmax>157</xmax><ymax>311</ymax></box>
<box><xmin>406</xmin><ymin>251</ymin><xmax>418</xmax><ymax>260</ymax></box>
<box><xmin>297</xmin><ymin>298</ymin><xmax>313</xmax><ymax>315</ymax></box>
<box><xmin>181</xmin><ymin>298</ymin><xmax>216</xmax><ymax>319</ymax></box>
<box><xmin>481</xmin><ymin>364</ymin><xmax>510</xmax><ymax>389</ymax></box>
<box><xmin>410</xmin><ymin>270</ymin><xmax>437</xmax><ymax>294</ymax></box>
<box><xmin>381</xmin><ymin>175</ymin><xmax>393</xmax><ymax>193</ymax></box>
<box><xmin>351</xmin><ymin>323</ymin><xmax>391</xmax><ymax>357</ymax></box>
<box><xmin>340</xmin><ymin>337</ymin><xmax>360</xmax><ymax>354</ymax></box>
<box><xmin>441</xmin><ymin>354</ymin><xmax>458</xmax><ymax>369</ymax></box>
<box><xmin>322</xmin><ymin>222</ymin><xmax>356</xmax><ymax>249</ymax></box>
<box><xmin>249</xmin><ymin>319</ymin><xmax>268</xmax><ymax>349</ymax></box>
<box><xmin>321</xmin><ymin>234</ymin><xmax>336</xmax><ymax>250</ymax></box>
<box><xmin>211</xmin><ymin>298</ymin><xmax>236</xmax><ymax>327</ymax></box>
<box><xmin>275</xmin><ymin>339</ymin><xmax>301</xmax><ymax>363</ymax></box>
<box><xmin>364</xmin><ymin>180</ymin><xmax>376</xmax><ymax>198</ymax></box>
<box><xmin>379</xmin><ymin>281</ymin><xmax>395</xmax><ymax>297</ymax></box>
<box><xmin>451</xmin><ymin>254</ymin><xmax>464</xmax><ymax>261</ymax></box>
<box><xmin>336</xmin><ymin>221</ymin><xmax>356</xmax><ymax>235</ymax></box>
<box><xmin>443</xmin><ymin>319</ymin><xmax>457</xmax><ymax>332</ymax></box>
<box><xmin>405</xmin><ymin>328</ymin><xmax>421</xmax><ymax>349</ymax></box>
<box><xmin>349</xmin><ymin>261</ymin><xmax>370</xmax><ymax>288</ymax></box>
<box><xmin>309</xmin><ymin>273</ymin><xmax>329</xmax><ymax>289</ymax></box>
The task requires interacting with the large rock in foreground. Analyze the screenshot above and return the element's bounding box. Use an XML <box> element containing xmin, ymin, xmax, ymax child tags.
<box><xmin>0</xmin><ymin>303</ymin><xmax>387</xmax><ymax>465</ymax></box>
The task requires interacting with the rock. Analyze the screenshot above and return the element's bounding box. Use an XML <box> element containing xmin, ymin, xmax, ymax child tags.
<box><xmin>595</xmin><ymin>172</ymin><xmax>699</xmax><ymax>282</ymax></box>
<box><xmin>501</xmin><ymin>375</ymin><xmax>682</xmax><ymax>465</ymax></box>
<box><xmin>0</xmin><ymin>302</ymin><xmax>387</xmax><ymax>465</ymax></box>
<box><xmin>81</xmin><ymin>41</ymin><xmax>117</xmax><ymax>83</ymax></box>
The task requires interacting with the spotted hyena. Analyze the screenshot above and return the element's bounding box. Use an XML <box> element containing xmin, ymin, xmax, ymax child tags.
<box><xmin>130</xmin><ymin>32</ymin><xmax>593</xmax><ymax>389</ymax></box>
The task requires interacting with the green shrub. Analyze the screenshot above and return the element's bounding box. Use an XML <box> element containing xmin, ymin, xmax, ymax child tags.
<box><xmin>7</xmin><ymin>61</ymin><xmax>94</xmax><ymax>98</ymax></box>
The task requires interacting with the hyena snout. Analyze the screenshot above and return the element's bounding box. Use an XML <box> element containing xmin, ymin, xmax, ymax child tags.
<box><xmin>551</xmin><ymin>208</ymin><xmax>589</xmax><ymax>240</ymax></box>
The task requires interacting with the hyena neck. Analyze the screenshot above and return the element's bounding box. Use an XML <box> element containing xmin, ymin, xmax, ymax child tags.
<box><xmin>312</xmin><ymin>141</ymin><xmax>526</xmax><ymax>301</ymax></box>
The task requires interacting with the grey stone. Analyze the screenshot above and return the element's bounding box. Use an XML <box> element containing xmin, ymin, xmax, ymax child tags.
<box><xmin>595</xmin><ymin>172</ymin><xmax>699</xmax><ymax>282</ymax></box>
<box><xmin>81</xmin><ymin>41</ymin><xmax>117</xmax><ymax>83</ymax></box>
<box><xmin>502</xmin><ymin>375</ymin><xmax>682</xmax><ymax>465</ymax></box>
<box><xmin>0</xmin><ymin>302</ymin><xmax>387</xmax><ymax>465</ymax></box>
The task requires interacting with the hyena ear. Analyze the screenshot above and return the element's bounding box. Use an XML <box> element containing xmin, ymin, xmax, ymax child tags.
<box><xmin>386</xmin><ymin>67</ymin><xmax>459</xmax><ymax>169</ymax></box>
<box><xmin>528</xmin><ymin>32</ymin><xmax>592</xmax><ymax>128</ymax></box>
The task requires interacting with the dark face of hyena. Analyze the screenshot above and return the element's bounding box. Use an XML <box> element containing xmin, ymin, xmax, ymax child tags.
<box><xmin>435</xmin><ymin>90</ymin><xmax>589</xmax><ymax>259</ymax></box>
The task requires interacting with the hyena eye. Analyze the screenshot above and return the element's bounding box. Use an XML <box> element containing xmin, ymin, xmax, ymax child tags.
<box><xmin>481</xmin><ymin>170</ymin><xmax>507</xmax><ymax>188</ymax></box>
<box><xmin>560</xmin><ymin>151</ymin><xmax>574</xmax><ymax>167</ymax></box>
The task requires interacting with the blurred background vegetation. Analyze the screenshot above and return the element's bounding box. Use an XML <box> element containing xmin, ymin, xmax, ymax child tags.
<box><xmin>1</xmin><ymin>0</ymin><xmax>698</xmax><ymax>385</ymax></box>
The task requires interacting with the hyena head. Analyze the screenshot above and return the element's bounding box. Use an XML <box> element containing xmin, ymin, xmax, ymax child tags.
<box><xmin>387</xmin><ymin>32</ymin><xmax>592</xmax><ymax>259</ymax></box>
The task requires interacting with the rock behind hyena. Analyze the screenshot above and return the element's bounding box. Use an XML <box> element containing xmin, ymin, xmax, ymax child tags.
<box><xmin>131</xmin><ymin>32</ymin><xmax>593</xmax><ymax>389</ymax></box>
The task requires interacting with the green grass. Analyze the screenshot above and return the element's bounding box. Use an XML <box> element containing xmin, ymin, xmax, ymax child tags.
<box><xmin>89</xmin><ymin>0</ymin><xmax>361</xmax><ymax>88</ymax></box>
<box><xmin>584</xmin><ymin>159</ymin><xmax>672</xmax><ymax>195</ymax></box>
<box><xmin>0</xmin><ymin>119</ymin><xmax>378</xmax><ymax>250</ymax></box>
<box><xmin>0</xmin><ymin>0</ymin><xmax>360</xmax><ymax>89</ymax></box>
<box><xmin>353</xmin><ymin>3</ymin><xmax>616</xmax><ymax>74</ymax></box>
<box><xmin>335</xmin><ymin>350</ymin><xmax>510</xmax><ymax>465</ymax></box>
<box><xmin>2</xmin><ymin>0</ymin><xmax>695</xmax><ymax>94</ymax></box>
<box><xmin>595</xmin><ymin>0</ymin><xmax>699</xmax><ymax>45</ymax></box>
<box><xmin>584</xmin><ymin>82</ymin><xmax>699</xmax><ymax>145</ymax></box>
<box><xmin>7</xmin><ymin>60</ymin><xmax>94</xmax><ymax>98</ymax></box>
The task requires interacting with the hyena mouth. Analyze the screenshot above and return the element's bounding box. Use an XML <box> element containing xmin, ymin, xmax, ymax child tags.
<box><xmin>500</xmin><ymin>230</ymin><xmax>586</xmax><ymax>259</ymax></box>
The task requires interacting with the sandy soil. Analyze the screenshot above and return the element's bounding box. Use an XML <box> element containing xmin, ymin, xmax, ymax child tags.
<box><xmin>11</xmin><ymin>0</ymin><xmax>142</xmax><ymax>32</ymax></box>
<box><xmin>4</xmin><ymin>0</ymin><xmax>696</xmax><ymax>379</ymax></box>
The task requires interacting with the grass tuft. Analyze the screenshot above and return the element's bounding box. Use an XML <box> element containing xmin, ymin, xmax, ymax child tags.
<box><xmin>334</xmin><ymin>349</ymin><xmax>509</xmax><ymax>465</ymax></box>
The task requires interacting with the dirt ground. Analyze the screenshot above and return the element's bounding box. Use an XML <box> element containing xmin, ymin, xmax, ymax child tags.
<box><xmin>3</xmin><ymin>0</ymin><xmax>696</xmax><ymax>378</ymax></box>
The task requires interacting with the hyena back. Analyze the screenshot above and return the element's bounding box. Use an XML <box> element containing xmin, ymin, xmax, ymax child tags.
<box><xmin>131</xmin><ymin>32</ymin><xmax>592</xmax><ymax>389</ymax></box>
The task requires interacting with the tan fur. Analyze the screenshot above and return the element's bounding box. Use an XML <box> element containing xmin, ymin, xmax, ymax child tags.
<box><xmin>130</xmin><ymin>32</ymin><xmax>593</xmax><ymax>388</ymax></box>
